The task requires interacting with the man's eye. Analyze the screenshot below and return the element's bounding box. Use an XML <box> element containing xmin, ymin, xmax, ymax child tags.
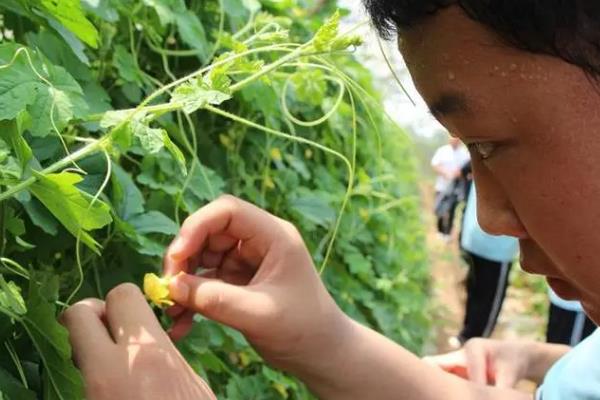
<box><xmin>469</xmin><ymin>142</ymin><xmax>496</xmax><ymax>160</ymax></box>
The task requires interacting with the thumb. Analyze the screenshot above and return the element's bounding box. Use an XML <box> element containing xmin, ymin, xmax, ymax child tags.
<box><xmin>169</xmin><ymin>273</ymin><xmax>265</xmax><ymax>332</ymax></box>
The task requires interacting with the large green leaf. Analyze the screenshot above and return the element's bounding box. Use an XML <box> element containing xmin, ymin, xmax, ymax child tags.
<box><xmin>175</xmin><ymin>11</ymin><xmax>210</xmax><ymax>60</ymax></box>
<box><xmin>29</xmin><ymin>171</ymin><xmax>113</xmax><ymax>254</ymax></box>
<box><xmin>0</xmin><ymin>44</ymin><xmax>88</xmax><ymax>137</ymax></box>
<box><xmin>129</xmin><ymin>211</ymin><xmax>179</xmax><ymax>235</ymax></box>
<box><xmin>39</xmin><ymin>0</ymin><xmax>99</xmax><ymax>48</ymax></box>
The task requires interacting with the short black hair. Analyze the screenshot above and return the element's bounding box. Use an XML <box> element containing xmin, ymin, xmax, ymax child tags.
<box><xmin>363</xmin><ymin>0</ymin><xmax>600</xmax><ymax>76</ymax></box>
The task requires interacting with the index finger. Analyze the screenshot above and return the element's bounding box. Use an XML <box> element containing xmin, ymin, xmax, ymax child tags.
<box><xmin>61</xmin><ymin>299</ymin><xmax>115</xmax><ymax>371</ymax></box>
<box><xmin>164</xmin><ymin>195</ymin><xmax>283</xmax><ymax>276</ymax></box>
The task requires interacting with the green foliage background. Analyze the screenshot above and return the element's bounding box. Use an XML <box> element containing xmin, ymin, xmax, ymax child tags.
<box><xmin>0</xmin><ymin>0</ymin><xmax>430</xmax><ymax>398</ymax></box>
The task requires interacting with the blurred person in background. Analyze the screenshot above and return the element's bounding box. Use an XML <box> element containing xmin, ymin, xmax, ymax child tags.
<box><xmin>431</xmin><ymin>136</ymin><xmax>470</xmax><ymax>240</ymax></box>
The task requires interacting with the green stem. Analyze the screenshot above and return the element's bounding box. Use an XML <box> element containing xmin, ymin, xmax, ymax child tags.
<box><xmin>0</xmin><ymin>136</ymin><xmax>110</xmax><ymax>203</ymax></box>
<box><xmin>0</xmin><ymin>201</ymin><xmax>6</xmax><ymax>255</ymax></box>
<box><xmin>0</xmin><ymin>42</ymin><xmax>312</xmax><ymax>204</ymax></box>
<box><xmin>230</xmin><ymin>44</ymin><xmax>310</xmax><ymax>92</ymax></box>
<box><xmin>0</xmin><ymin>304</ymin><xmax>20</xmax><ymax>321</ymax></box>
<box><xmin>5</xmin><ymin>340</ymin><xmax>28</xmax><ymax>389</ymax></box>
<box><xmin>0</xmin><ymin>257</ymin><xmax>30</xmax><ymax>279</ymax></box>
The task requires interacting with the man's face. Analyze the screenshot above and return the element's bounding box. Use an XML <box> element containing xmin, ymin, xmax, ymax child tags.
<box><xmin>448</xmin><ymin>137</ymin><xmax>460</xmax><ymax>148</ymax></box>
<box><xmin>400</xmin><ymin>6</ymin><xmax>600</xmax><ymax>323</ymax></box>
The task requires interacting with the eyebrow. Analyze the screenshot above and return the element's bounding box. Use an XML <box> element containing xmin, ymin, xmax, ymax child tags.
<box><xmin>429</xmin><ymin>91</ymin><xmax>470</xmax><ymax>118</ymax></box>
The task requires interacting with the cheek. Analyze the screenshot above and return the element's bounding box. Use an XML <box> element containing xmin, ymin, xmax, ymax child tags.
<box><xmin>492</xmin><ymin>136</ymin><xmax>600</xmax><ymax>291</ymax></box>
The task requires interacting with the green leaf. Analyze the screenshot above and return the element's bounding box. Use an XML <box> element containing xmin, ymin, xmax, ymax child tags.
<box><xmin>26</xmin><ymin>30</ymin><xmax>92</xmax><ymax>78</ymax></box>
<box><xmin>99</xmin><ymin>109</ymin><xmax>131</xmax><ymax>129</ymax></box>
<box><xmin>133</xmin><ymin>122</ymin><xmax>165</xmax><ymax>154</ymax></box>
<box><xmin>129</xmin><ymin>211</ymin><xmax>178</xmax><ymax>235</ymax></box>
<box><xmin>0</xmin><ymin>275</ymin><xmax>27</xmax><ymax>317</ymax></box>
<box><xmin>0</xmin><ymin>113</ymin><xmax>34</xmax><ymax>172</ymax></box>
<box><xmin>0</xmin><ymin>366</ymin><xmax>36</xmax><ymax>400</ymax></box>
<box><xmin>42</xmin><ymin>15</ymin><xmax>91</xmax><ymax>65</ymax></box>
<box><xmin>142</xmin><ymin>0</ymin><xmax>182</xmax><ymax>26</ymax></box>
<box><xmin>162</xmin><ymin>133</ymin><xmax>187</xmax><ymax>175</ymax></box>
<box><xmin>343</xmin><ymin>250</ymin><xmax>372</xmax><ymax>276</ymax></box>
<box><xmin>182</xmin><ymin>161</ymin><xmax>225</xmax><ymax>211</ymax></box>
<box><xmin>111</xmin><ymin>164</ymin><xmax>145</xmax><ymax>220</ymax></box>
<box><xmin>21</xmin><ymin>197</ymin><xmax>59</xmax><ymax>235</ymax></box>
<box><xmin>0</xmin><ymin>147</ymin><xmax>22</xmax><ymax>181</ymax></box>
<box><xmin>29</xmin><ymin>171</ymin><xmax>113</xmax><ymax>254</ymax></box>
<box><xmin>39</xmin><ymin>0</ymin><xmax>99</xmax><ymax>48</ymax></box>
<box><xmin>0</xmin><ymin>44</ymin><xmax>88</xmax><ymax>137</ymax></box>
<box><xmin>23</xmin><ymin>273</ymin><xmax>84</xmax><ymax>400</ymax></box>
<box><xmin>291</xmin><ymin>69</ymin><xmax>327</xmax><ymax>106</ymax></box>
<box><xmin>175</xmin><ymin>11</ymin><xmax>210</xmax><ymax>61</ymax></box>
<box><xmin>289</xmin><ymin>191</ymin><xmax>335</xmax><ymax>229</ymax></box>
<box><xmin>82</xmin><ymin>0</ymin><xmax>119</xmax><ymax>23</ymax></box>
<box><xmin>171</xmin><ymin>78</ymin><xmax>232</xmax><ymax>114</ymax></box>
<box><xmin>5</xmin><ymin>207</ymin><xmax>26</xmax><ymax>237</ymax></box>
<box><xmin>113</xmin><ymin>45</ymin><xmax>145</xmax><ymax>86</ymax></box>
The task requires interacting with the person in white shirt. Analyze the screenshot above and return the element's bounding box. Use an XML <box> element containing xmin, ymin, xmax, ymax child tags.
<box><xmin>431</xmin><ymin>136</ymin><xmax>470</xmax><ymax>238</ymax></box>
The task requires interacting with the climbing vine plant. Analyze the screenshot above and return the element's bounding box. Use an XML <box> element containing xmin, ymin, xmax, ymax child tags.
<box><xmin>0</xmin><ymin>0</ymin><xmax>429</xmax><ymax>399</ymax></box>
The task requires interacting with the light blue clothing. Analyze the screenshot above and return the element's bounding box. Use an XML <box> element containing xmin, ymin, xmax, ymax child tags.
<box><xmin>549</xmin><ymin>288</ymin><xmax>585</xmax><ymax>313</ymax></box>
<box><xmin>460</xmin><ymin>186</ymin><xmax>519</xmax><ymax>263</ymax></box>
<box><xmin>536</xmin><ymin>329</ymin><xmax>600</xmax><ymax>400</ymax></box>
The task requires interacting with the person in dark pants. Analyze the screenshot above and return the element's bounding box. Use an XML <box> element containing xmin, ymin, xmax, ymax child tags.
<box><xmin>459</xmin><ymin>252</ymin><xmax>513</xmax><ymax>342</ymax></box>
<box><xmin>546</xmin><ymin>289</ymin><xmax>597</xmax><ymax>346</ymax></box>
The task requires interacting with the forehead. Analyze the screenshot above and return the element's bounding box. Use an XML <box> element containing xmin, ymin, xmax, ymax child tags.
<box><xmin>398</xmin><ymin>7</ymin><xmax>590</xmax><ymax>120</ymax></box>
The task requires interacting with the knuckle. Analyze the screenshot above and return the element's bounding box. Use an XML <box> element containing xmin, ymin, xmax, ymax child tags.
<box><xmin>106</xmin><ymin>283</ymin><xmax>142</xmax><ymax>304</ymax></box>
<box><xmin>216</xmin><ymin>194</ymin><xmax>241</xmax><ymax>209</ymax></box>
<box><xmin>278</xmin><ymin>220</ymin><xmax>306</xmax><ymax>251</ymax></box>
<box><xmin>61</xmin><ymin>304</ymin><xmax>84</xmax><ymax>325</ymax></box>
<box><xmin>279</xmin><ymin>219</ymin><xmax>300</xmax><ymax>240</ymax></box>
<box><xmin>62</xmin><ymin>298</ymin><xmax>101</xmax><ymax>324</ymax></box>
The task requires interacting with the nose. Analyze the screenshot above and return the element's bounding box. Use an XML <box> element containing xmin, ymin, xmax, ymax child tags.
<box><xmin>474</xmin><ymin>171</ymin><xmax>528</xmax><ymax>239</ymax></box>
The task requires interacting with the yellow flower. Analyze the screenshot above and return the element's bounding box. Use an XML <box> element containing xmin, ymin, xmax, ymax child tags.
<box><xmin>359</xmin><ymin>208</ymin><xmax>370</xmax><ymax>221</ymax></box>
<box><xmin>270</xmin><ymin>147</ymin><xmax>282</xmax><ymax>161</ymax></box>
<box><xmin>143</xmin><ymin>273</ymin><xmax>174</xmax><ymax>308</ymax></box>
<box><xmin>219</xmin><ymin>134</ymin><xmax>234</xmax><ymax>150</ymax></box>
<box><xmin>273</xmin><ymin>382</ymin><xmax>288</xmax><ymax>398</ymax></box>
<box><xmin>239</xmin><ymin>351</ymin><xmax>251</xmax><ymax>367</ymax></box>
<box><xmin>264</xmin><ymin>176</ymin><xmax>275</xmax><ymax>190</ymax></box>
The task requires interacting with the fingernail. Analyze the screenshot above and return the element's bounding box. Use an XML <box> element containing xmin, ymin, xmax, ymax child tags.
<box><xmin>169</xmin><ymin>237</ymin><xmax>185</xmax><ymax>256</ymax></box>
<box><xmin>169</xmin><ymin>276</ymin><xmax>189</xmax><ymax>303</ymax></box>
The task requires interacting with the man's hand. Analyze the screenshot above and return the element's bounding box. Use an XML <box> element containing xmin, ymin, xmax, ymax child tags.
<box><xmin>163</xmin><ymin>195</ymin><xmax>350</xmax><ymax>374</ymax></box>
<box><xmin>424</xmin><ymin>338</ymin><xmax>571</xmax><ymax>388</ymax></box>
<box><xmin>61</xmin><ymin>284</ymin><xmax>216</xmax><ymax>400</ymax></box>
